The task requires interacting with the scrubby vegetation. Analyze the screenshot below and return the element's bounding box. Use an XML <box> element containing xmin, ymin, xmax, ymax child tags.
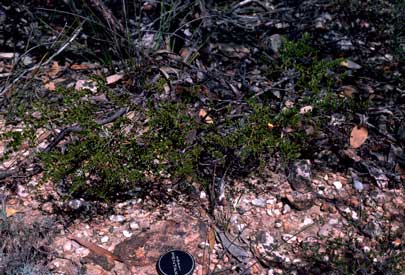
<box><xmin>1</xmin><ymin>35</ymin><xmax>366</xmax><ymax>202</ymax></box>
<box><xmin>0</xmin><ymin>0</ymin><xmax>403</xmax><ymax>274</ymax></box>
<box><xmin>0</xmin><ymin>200</ymin><xmax>55</xmax><ymax>275</ymax></box>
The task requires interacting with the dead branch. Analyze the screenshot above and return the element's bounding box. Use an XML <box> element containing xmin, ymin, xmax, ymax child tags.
<box><xmin>0</xmin><ymin>24</ymin><xmax>83</xmax><ymax>96</ymax></box>
<box><xmin>43</xmin><ymin>107</ymin><xmax>128</xmax><ymax>153</ymax></box>
<box><xmin>0</xmin><ymin>107</ymin><xmax>128</xmax><ymax>181</ymax></box>
<box><xmin>88</xmin><ymin>0</ymin><xmax>124</xmax><ymax>34</ymax></box>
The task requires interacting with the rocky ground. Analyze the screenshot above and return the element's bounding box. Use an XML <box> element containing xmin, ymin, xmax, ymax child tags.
<box><xmin>0</xmin><ymin>0</ymin><xmax>404</xmax><ymax>274</ymax></box>
<box><xmin>2</xmin><ymin>165</ymin><xmax>404</xmax><ymax>274</ymax></box>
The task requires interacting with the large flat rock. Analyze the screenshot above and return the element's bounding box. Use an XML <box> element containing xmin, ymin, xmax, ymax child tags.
<box><xmin>114</xmin><ymin>209</ymin><xmax>207</xmax><ymax>267</ymax></box>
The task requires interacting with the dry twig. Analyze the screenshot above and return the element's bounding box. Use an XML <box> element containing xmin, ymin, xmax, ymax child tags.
<box><xmin>0</xmin><ymin>24</ymin><xmax>83</xmax><ymax>96</ymax></box>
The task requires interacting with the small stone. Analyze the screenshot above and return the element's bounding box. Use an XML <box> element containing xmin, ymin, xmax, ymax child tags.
<box><xmin>0</xmin><ymin>53</ymin><xmax>16</xmax><ymax>59</ymax></box>
<box><xmin>337</xmin><ymin>40</ymin><xmax>354</xmax><ymax>51</ymax></box>
<box><xmin>0</xmin><ymin>143</ymin><xmax>5</xmax><ymax>156</ymax></box>
<box><xmin>211</xmin><ymin>258</ymin><xmax>219</xmax><ymax>264</ymax></box>
<box><xmin>68</xmin><ymin>199</ymin><xmax>84</xmax><ymax>210</ymax></box>
<box><xmin>75</xmin><ymin>79</ymin><xmax>97</xmax><ymax>93</ymax></box>
<box><xmin>282</xmin><ymin>204</ymin><xmax>291</xmax><ymax>214</ymax></box>
<box><xmin>268</xmin><ymin>34</ymin><xmax>282</xmax><ymax>53</ymax></box>
<box><xmin>315</xmin><ymin>12</ymin><xmax>332</xmax><ymax>29</ymax></box>
<box><xmin>109</xmin><ymin>215</ymin><xmax>126</xmax><ymax>223</ymax></box>
<box><xmin>321</xmin><ymin>203</ymin><xmax>336</xmax><ymax>213</ymax></box>
<box><xmin>285</xmin><ymin>191</ymin><xmax>314</xmax><ymax>210</ymax></box>
<box><xmin>252</xmin><ymin>198</ymin><xmax>266</xmax><ymax>208</ymax></box>
<box><xmin>348</xmin><ymin>197</ymin><xmax>360</xmax><ymax>207</ymax></box>
<box><xmin>384</xmin><ymin>54</ymin><xmax>393</xmax><ymax>61</ymax></box>
<box><xmin>281</xmin><ymin>221</ymin><xmax>292</xmax><ymax>233</ymax></box>
<box><xmin>353</xmin><ymin>180</ymin><xmax>364</xmax><ymax>191</ymax></box>
<box><xmin>288</xmin><ymin>160</ymin><xmax>313</xmax><ymax>193</ymax></box>
<box><xmin>50</xmin><ymin>259</ymin><xmax>79</xmax><ymax>275</ymax></box>
<box><xmin>300</xmin><ymin>105</ymin><xmax>313</xmax><ymax>114</ymax></box>
<box><xmin>22</xmin><ymin>56</ymin><xmax>33</xmax><ymax>66</ymax></box>
<box><xmin>198</xmin><ymin>242</ymin><xmax>209</xmax><ymax>249</ymax></box>
<box><xmin>129</xmin><ymin>221</ymin><xmax>140</xmax><ymax>230</ymax></box>
<box><xmin>266</xmin><ymin>197</ymin><xmax>277</xmax><ymax>205</ymax></box>
<box><xmin>41</xmin><ymin>202</ymin><xmax>54</xmax><ymax>214</ymax></box>
<box><xmin>31</xmin><ymin>111</ymin><xmax>42</xmax><ymax>119</ymax></box>
<box><xmin>256</xmin><ymin>243</ymin><xmax>266</xmax><ymax>256</ymax></box>
<box><xmin>123</xmin><ymin>230</ymin><xmax>132</xmax><ymax>238</ymax></box>
<box><xmin>84</xmin><ymin>263</ymin><xmax>108</xmax><ymax>275</ymax></box>
<box><xmin>200</xmin><ymin>191</ymin><xmax>207</xmax><ymax>200</ymax></box>
<box><xmin>197</xmin><ymin>71</ymin><xmax>205</xmax><ymax>81</ymax></box>
<box><xmin>63</xmin><ymin>241</ymin><xmax>72</xmax><ymax>252</ymax></box>
<box><xmin>285</xmin><ymin>100</ymin><xmax>294</xmax><ymax>108</ymax></box>
<box><xmin>237</xmin><ymin>207</ymin><xmax>245</xmax><ymax>215</ymax></box>
<box><xmin>275</xmin><ymin>22</ymin><xmax>289</xmax><ymax>29</ymax></box>
<box><xmin>302</xmin><ymin>217</ymin><xmax>314</xmax><ymax>226</ymax></box>
<box><xmin>322</xmin><ymin>13</ymin><xmax>332</xmax><ymax>20</ymax></box>
<box><xmin>293</xmin><ymin>258</ymin><xmax>302</xmax><ymax>264</ymax></box>
<box><xmin>318</xmin><ymin>225</ymin><xmax>331</xmax><ymax>237</ymax></box>
<box><xmin>75</xmin><ymin>247</ymin><xmax>90</xmax><ymax>257</ymax></box>
<box><xmin>272</xmin><ymin>209</ymin><xmax>281</xmax><ymax>216</ymax></box>
<box><xmin>100</xmin><ymin>236</ymin><xmax>109</xmax><ymax>243</ymax></box>
<box><xmin>282</xmin><ymin>234</ymin><xmax>296</xmax><ymax>243</ymax></box>
<box><xmin>315</xmin><ymin>21</ymin><xmax>325</xmax><ymax>29</ymax></box>
<box><xmin>17</xmin><ymin>185</ymin><xmax>29</xmax><ymax>198</ymax></box>
<box><xmin>328</xmin><ymin>219</ymin><xmax>339</xmax><ymax>225</ymax></box>
<box><xmin>340</xmin><ymin>59</ymin><xmax>361</xmax><ymax>69</ymax></box>
<box><xmin>236</xmin><ymin>223</ymin><xmax>246</xmax><ymax>232</ymax></box>
<box><xmin>363</xmin><ymin>222</ymin><xmax>382</xmax><ymax>238</ymax></box>
<box><xmin>332</xmin><ymin>181</ymin><xmax>342</xmax><ymax>190</ymax></box>
<box><xmin>258</xmin><ymin>231</ymin><xmax>275</xmax><ymax>248</ymax></box>
<box><xmin>116</xmin><ymin>202</ymin><xmax>128</xmax><ymax>208</ymax></box>
<box><xmin>31</xmin><ymin>200</ymin><xmax>40</xmax><ymax>210</ymax></box>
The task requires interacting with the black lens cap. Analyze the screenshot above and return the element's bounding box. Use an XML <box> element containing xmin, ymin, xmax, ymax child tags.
<box><xmin>156</xmin><ymin>250</ymin><xmax>195</xmax><ymax>275</ymax></box>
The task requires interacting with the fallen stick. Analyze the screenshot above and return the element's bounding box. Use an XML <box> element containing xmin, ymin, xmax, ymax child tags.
<box><xmin>69</xmin><ymin>235</ymin><xmax>123</xmax><ymax>265</ymax></box>
<box><xmin>43</xmin><ymin>107</ymin><xmax>128</xmax><ymax>153</ymax></box>
<box><xmin>0</xmin><ymin>107</ymin><xmax>128</xmax><ymax>181</ymax></box>
<box><xmin>0</xmin><ymin>170</ymin><xmax>14</xmax><ymax>180</ymax></box>
<box><xmin>0</xmin><ymin>24</ymin><xmax>83</xmax><ymax>96</ymax></box>
<box><xmin>89</xmin><ymin>0</ymin><xmax>124</xmax><ymax>33</ymax></box>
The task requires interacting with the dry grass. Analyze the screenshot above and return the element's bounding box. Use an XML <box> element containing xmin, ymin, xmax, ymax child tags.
<box><xmin>0</xmin><ymin>197</ymin><xmax>55</xmax><ymax>275</ymax></box>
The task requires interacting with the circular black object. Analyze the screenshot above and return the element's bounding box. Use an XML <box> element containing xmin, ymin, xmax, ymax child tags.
<box><xmin>156</xmin><ymin>249</ymin><xmax>195</xmax><ymax>275</ymax></box>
